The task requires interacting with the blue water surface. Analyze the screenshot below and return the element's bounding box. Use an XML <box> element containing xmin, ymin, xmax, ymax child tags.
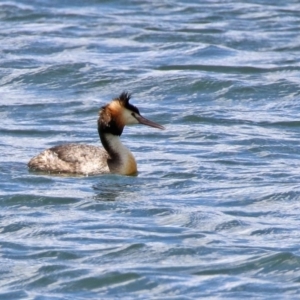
<box><xmin>1</xmin><ymin>0</ymin><xmax>300</xmax><ymax>299</ymax></box>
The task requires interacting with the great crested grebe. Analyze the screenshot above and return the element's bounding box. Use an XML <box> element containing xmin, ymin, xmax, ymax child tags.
<box><xmin>28</xmin><ymin>92</ymin><xmax>165</xmax><ymax>176</ymax></box>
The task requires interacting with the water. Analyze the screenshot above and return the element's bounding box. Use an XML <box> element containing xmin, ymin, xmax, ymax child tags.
<box><xmin>1</xmin><ymin>0</ymin><xmax>300</xmax><ymax>298</ymax></box>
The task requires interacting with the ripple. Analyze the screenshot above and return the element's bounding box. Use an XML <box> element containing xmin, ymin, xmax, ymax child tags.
<box><xmin>2</xmin><ymin>0</ymin><xmax>300</xmax><ymax>298</ymax></box>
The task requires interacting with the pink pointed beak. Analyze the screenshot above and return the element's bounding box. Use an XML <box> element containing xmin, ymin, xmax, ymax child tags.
<box><xmin>135</xmin><ymin>114</ymin><xmax>165</xmax><ymax>130</ymax></box>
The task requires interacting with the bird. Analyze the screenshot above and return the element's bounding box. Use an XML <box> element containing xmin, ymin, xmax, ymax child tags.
<box><xmin>28</xmin><ymin>92</ymin><xmax>165</xmax><ymax>176</ymax></box>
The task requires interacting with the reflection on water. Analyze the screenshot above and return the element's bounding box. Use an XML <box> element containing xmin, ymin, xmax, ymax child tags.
<box><xmin>93</xmin><ymin>178</ymin><xmax>140</xmax><ymax>202</ymax></box>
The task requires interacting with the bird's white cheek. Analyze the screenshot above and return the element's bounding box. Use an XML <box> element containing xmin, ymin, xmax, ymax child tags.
<box><xmin>123</xmin><ymin>109</ymin><xmax>139</xmax><ymax>124</ymax></box>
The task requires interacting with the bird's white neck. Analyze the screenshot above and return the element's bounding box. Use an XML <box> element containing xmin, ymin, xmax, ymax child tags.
<box><xmin>101</xmin><ymin>133</ymin><xmax>137</xmax><ymax>175</ymax></box>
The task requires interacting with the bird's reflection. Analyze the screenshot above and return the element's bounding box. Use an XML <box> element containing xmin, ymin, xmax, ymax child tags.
<box><xmin>92</xmin><ymin>176</ymin><xmax>141</xmax><ymax>202</ymax></box>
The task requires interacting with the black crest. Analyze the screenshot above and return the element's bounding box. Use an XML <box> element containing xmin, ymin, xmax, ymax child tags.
<box><xmin>118</xmin><ymin>91</ymin><xmax>131</xmax><ymax>105</ymax></box>
<box><xmin>117</xmin><ymin>91</ymin><xmax>140</xmax><ymax>114</ymax></box>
